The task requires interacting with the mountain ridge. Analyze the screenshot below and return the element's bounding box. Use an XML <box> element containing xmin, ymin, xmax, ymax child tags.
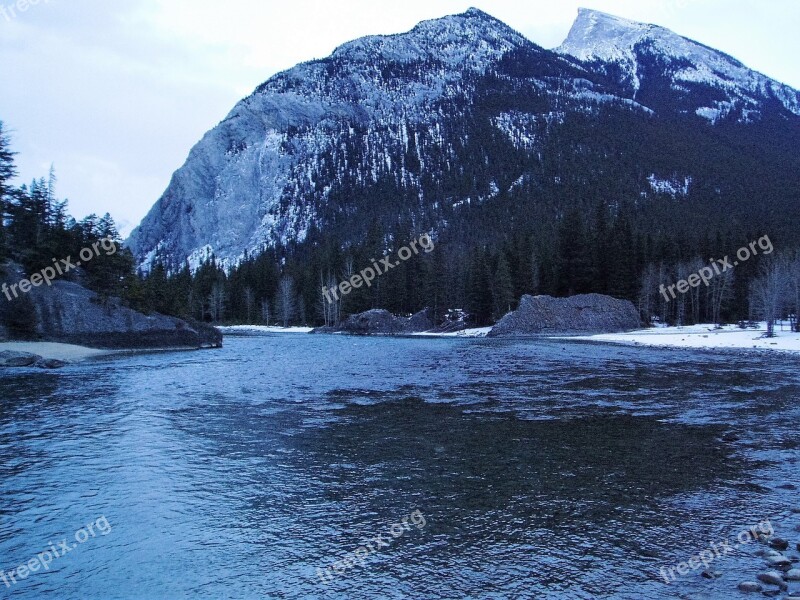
<box><xmin>558</xmin><ymin>8</ymin><xmax>800</xmax><ymax>119</ymax></box>
<box><xmin>126</xmin><ymin>8</ymin><xmax>800</xmax><ymax>272</ymax></box>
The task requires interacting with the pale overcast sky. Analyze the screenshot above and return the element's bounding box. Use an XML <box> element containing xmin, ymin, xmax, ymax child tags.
<box><xmin>1</xmin><ymin>0</ymin><xmax>798</xmax><ymax>235</ymax></box>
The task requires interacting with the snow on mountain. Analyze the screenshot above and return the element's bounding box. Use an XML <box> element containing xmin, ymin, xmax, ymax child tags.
<box><xmin>127</xmin><ymin>8</ymin><xmax>536</xmax><ymax>271</ymax></box>
<box><xmin>646</xmin><ymin>174</ymin><xmax>692</xmax><ymax>198</ymax></box>
<box><xmin>558</xmin><ymin>8</ymin><xmax>652</xmax><ymax>91</ymax></box>
<box><xmin>558</xmin><ymin>8</ymin><xmax>800</xmax><ymax>121</ymax></box>
<box><xmin>127</xmin><ymin>8</ymin><xmax>800</xmax><ymax>272</ymax></box>
<box><xmin>328</xmin><ymin>7</ymin><xmax>528</xmax><ymax>69</ymax></box>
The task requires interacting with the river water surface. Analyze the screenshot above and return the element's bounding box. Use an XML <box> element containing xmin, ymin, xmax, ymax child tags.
<box><xmin>1</xmin><ymin>333</ymin><xmax>799</xmax><ymax>599</ymax></box>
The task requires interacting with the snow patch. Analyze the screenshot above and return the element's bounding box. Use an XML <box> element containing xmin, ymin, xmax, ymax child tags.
<box><xmin>566</xmin><ymin>323</ymin><xmax>800</xmax><ymax>354</ymax></box>
<box><xmin>647</xmin><ymin>174</ymin><xmax>691</xmax><ymax>197</ymax></box>
<box><xmin>412</xmin><ymin>327</ymin><xmax>492</xmax><ymax>338</ymax></box>
<box><xmin>219</xmin><ymin>326</ymin><xmax>314</xmax><ymax>334</ymax></box>
<box><xmin>558</xmin><ymin>8</ymin><xmax>800</xmax><ymax>120</ymax></box>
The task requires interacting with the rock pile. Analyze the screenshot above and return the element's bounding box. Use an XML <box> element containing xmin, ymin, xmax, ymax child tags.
<box><xmin>488</xmin><ymin>294</ymin><xmax>641</xmax><ymax>337</ymax></box>
<box><xmin>312</xmin><ymin>308</ymin><xmax>434</xmax><ymax>335</ymax></box>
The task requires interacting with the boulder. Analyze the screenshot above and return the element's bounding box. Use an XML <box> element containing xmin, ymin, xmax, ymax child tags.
<box><xmin>766</xmin><ymin>555</ymin><xmax>792</xmax><ymax>569</ymax></box>
<box><xmin>405</xmin><ymin>308</ymin><xmax>436</xmax><ymax>332</ymax></box>
<box><xmin>757</xmin><ymin>571</ymin><xmax>787</xmax><ymax>589</ymax></box>
<box><xmin>312</xmin><ymin>308</ymin><xmax>434</xmax><ymax>336</ymax></box>
<box><xmin>737</xmin><ymin>581</ymin><xmax>763</xmax><ymax>592</ymax></box>
<box><xmin>488</xmin><ymin>294</ymin><xmax>641</xmax><ymax>337</ymax></box>
<box><xmin>770</xmin><ymin>538</ymin><xmax>790</xmax><ymax>551</ymax></box>
<box><xmin>34</xmin><ymin>358</ymin><xmax>68</xmax><ymax>370</ymax></box>
<box><xmin>1</xmin><ymin>263</ymin><xmax>222</xmax><ymax>350</ymax></box>
<box><xmin>339</xmin><ymin>309</ymin><xmax>404</xmax><ymax>335</ymax></box>
<box><xmin>0</xmin><ymin>350</ymin><xmax>41</xmax><ymax>367</ymax></box>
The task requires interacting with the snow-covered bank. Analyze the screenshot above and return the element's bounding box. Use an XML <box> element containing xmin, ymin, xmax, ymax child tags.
<box><xmin>219</xmin><ymin>326</ymin><xmax>315</xmax><ymax>335</ymax></box>
<box><xmin>565</xmin><ymin>323</ymin><xmax>800</xmax><ymax>353</ymax></box>
<box><xmin>0</xmin><ymin>342</ymin><xmax>108</xmax><ymax>362</ymax></box>
<box><xmin>219</xmin><ymin>325</ymin><xmax>492</xmax><ymax>338</ymax></box>
<box><xmin>412</xmin><ymin>327</ymin><xmax>492</xmax><ymax>338</ymax></box>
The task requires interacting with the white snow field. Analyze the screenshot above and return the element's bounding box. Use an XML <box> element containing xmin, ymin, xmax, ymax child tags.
<box><xmin>219</xmin><ymin>326</ymin><xmax>315</xmax><ymax>334</ymax></box>
<box><xmin>567</xmin><ymin>323</ymin><xmax>800</xmax><ymax>353</ymax></box>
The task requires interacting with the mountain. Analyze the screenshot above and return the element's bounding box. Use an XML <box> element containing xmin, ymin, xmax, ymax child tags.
<box><xmin>127</xmin><ymin>8</ymin><xmax>800</xmax><ymax>274</ymax></box>
<box><xmin>558</xmin><ymin>8</ymin><xmax>800</xmax><ymax>122</ymax></box>
<box><xmin>127</xmin><ymin>8</ymin><xmax>535</xmax><ymax>270</ymax></box>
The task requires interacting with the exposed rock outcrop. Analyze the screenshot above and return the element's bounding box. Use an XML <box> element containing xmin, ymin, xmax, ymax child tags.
<box><xmin>0</xmin><ymin>350</ymin><xmax>40</xmax><ymax>368</ymax></box>
<box><xmin>29</xmin><ymin>281</ymin><xmax>222</xmax><ymax>349</ymax></box>
<box><xmin>0</xmin><ymin>351</ymin><xmax>69</xmax><ymax>370</ymax></box>
<box><xmin>1</xmin><ymin>265</ymin><xmax>222</xmax><ymax>350</ymax></box>
<box><xmin>312</xmin><ymin>308</ymin><xmax>435</xmax><ymax>336</ymax></box>
<box><xmin>488</xmin><ymin>294</ymin><xmax>640</xmax><ymax>337</ymax></box>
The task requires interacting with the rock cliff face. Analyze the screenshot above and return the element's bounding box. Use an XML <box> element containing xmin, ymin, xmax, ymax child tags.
<box><xmin>488</xmin><ymin>294</ymin><xmax>640</xmax><ymax>337</ymax></box>
<box><xmin>312</xmin><ymin>308</ymin><xmax>434</xmax><ymax>335</ymax></box>
<box><xmin>1</xmin><ymin>265</ymin><xmax>222</xmax><ymax>349</ymax></box>
<box><xmin>30</xmin><ymin>281</ymin><xmax>222</xmax><ymax>349</ymax></box>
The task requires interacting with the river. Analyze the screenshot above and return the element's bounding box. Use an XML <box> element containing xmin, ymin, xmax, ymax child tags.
<box><xmin>1</xmin><ymin>333</ymin><xmax>799</xmax><ymax>599</ymax></box>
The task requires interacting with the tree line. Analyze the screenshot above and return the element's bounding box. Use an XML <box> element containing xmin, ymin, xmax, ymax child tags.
<box><xmin>135</xmin><ymin>205</ymin><xmax>799</xmax><ymax>333</ymax></box>
<box><xmin>0</xmin><ymin>122</ymin><xmax>134</xmax><ymax>336</ymax></box>
<box><xmin>2</xmin><ymin>119</ymin><xmax>798</xmax><ymax>334</ymax></box>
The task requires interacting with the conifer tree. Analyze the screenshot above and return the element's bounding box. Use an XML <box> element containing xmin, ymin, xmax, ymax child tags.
<box><xmin>467</xmin><ymin>250</ymin><xmax>493</xmax><ymax>325</ymax></box>
<box><xmin>492</xmin><ymin>253</ymin><xmax>515</xmax><ymax>321</ymax></box>
<box><xmin>0</xmin><ymin>122</ymin><xmax>16</xmax><ymax>262</ymax></box>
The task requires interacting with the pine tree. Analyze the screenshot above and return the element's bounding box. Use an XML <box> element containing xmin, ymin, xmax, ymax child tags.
<box><xmin>277</xmin><ymin>276</ymin><xmax>296</xmax><ymax>327</ymax></box>
<box><xmin>466</xmin><ymin>250</ymin><xmax>492</xmax><ymax>325</ymax></box>
<box><xmin>492</xmin><ymin>253</ymin><xmax>515</xmax><ymax>321</ymax></box>
<box><xmin>607</xmin><ymin>209</ymin><xmax>638</xmax><ymax>301</ymax></box>
<box><xmin>0</xmin><ymin>122</ymin><xmax>17</xmax><ymax>262</ymax></box>
<box><xmin>592</xmin><ymin>200</ymin><xmax>610</xmax><ymax>293</ymax></box>
<box><xmin>557</xmin><ymin>209</ymin><xmax>593</xmax><ymax>296</ymax></box>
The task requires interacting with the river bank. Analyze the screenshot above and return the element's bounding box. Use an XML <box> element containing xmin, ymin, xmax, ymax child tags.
<box><xmin>568</xmin><ymin>322</ymin><xmax>800</xmax><ymax>354</ymax></box>
<box><xmin>0</xmin><ymin>341</ymin><xmax>109</xmax><ymax>362</ymax></box>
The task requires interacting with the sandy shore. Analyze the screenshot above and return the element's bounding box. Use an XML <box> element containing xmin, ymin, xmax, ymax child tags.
<box><xmin>0</xmin><ymin>342</ymin><xmax>109</xmax><ymax>362</ymax></box>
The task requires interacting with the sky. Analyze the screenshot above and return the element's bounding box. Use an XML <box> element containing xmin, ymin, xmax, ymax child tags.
<box><xmin>1</xmin><ymin>0</ymin><xmax>798</xmax><ymax>237</ymax></box>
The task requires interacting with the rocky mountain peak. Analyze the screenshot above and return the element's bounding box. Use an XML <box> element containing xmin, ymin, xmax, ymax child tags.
<box><xmin>558</xmin><ymin>7</ymin><xmax>800</xmax><ymax>120</ymax></box>
<box><xmin>126</xmin><ymin>9</ymin><xmax>800</xmax><ymax>273</ymax></box>
<box><xmin>328</xmin><ymin>7</ymin><xmax>529</xmax><ymax>69</ymax></box>
<box><xmin>559</xmin><ymin>8</ymin><xmax>657</xmax><ymax>64</ymax></box>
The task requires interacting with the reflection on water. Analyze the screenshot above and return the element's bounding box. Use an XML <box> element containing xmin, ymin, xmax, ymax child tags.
<box><xmin>0</xmin><ymin>335</ymin><xmax>799</xmax><ymax>599</ymax></box>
